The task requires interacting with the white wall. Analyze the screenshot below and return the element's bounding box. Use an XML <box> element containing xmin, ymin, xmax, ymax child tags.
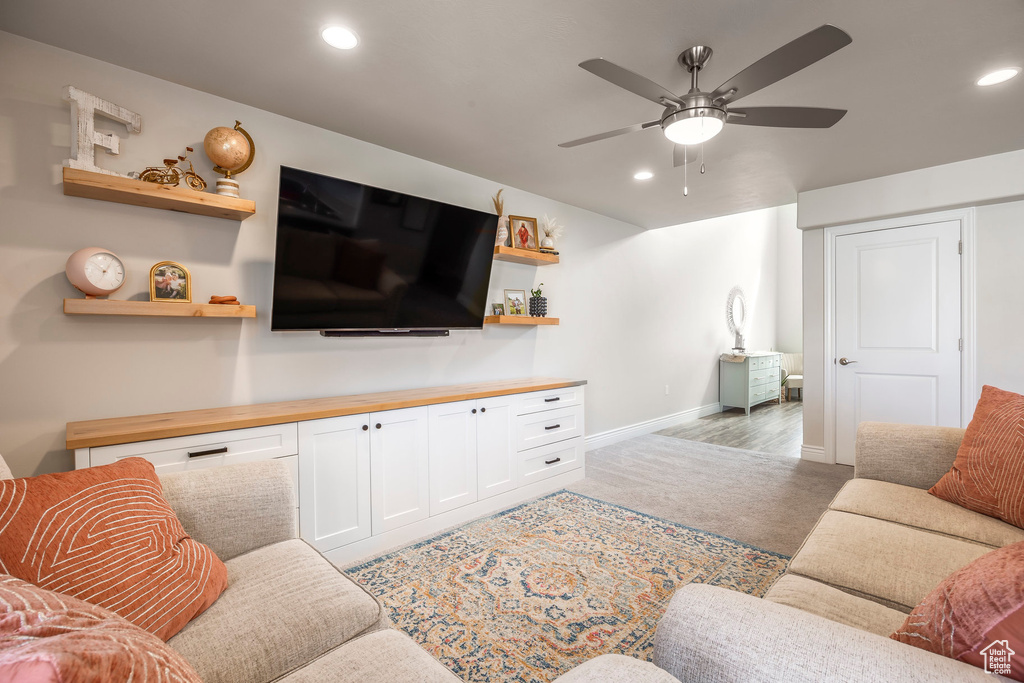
<box><xmin>797</xmin><ymin>150</ymin><xmax>1024</xmax><ymax>460</ymax></box>
<box><xmin>774</xmin><ymin>204</ymin><xmax>802</xmax><ymax>353</ymax></box>
<box><xmin>0</xmin><ymin>32</ymin><xmax>786</xmax><ymax>476</ymax></box>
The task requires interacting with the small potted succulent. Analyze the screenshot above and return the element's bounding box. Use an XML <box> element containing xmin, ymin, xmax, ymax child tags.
<box><xmin>529</xmin><ymin>283</ymin><xmax>547</xmax><ymax>317</ymax></box>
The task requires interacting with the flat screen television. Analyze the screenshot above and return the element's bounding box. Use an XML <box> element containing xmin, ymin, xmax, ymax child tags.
<box><xmin>271</xmin><ymin>166</ymin><xmax>499</xmax><ymax>336</ymax></box>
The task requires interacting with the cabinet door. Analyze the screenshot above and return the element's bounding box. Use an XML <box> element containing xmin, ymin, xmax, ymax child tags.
<box><xmin>371</xmin><ymin>406</ymin><xmax>430</xmax><ymax>533</ymax></box>
<box><xmin>428</xmin><ymin>400</ymin><xmax>478</xmax><ymax>515</ymax></box>
<box><xmin>477</xmin><ymin>395</ymin><xmax>517</xmax><ymax>500</ymax></box>
<box><xmin>298</xmin><ymin>415</ymin><xmax>371</xmax><ymax>553</ymax></box>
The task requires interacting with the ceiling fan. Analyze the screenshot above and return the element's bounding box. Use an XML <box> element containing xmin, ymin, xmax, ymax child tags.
<box><xmin>559</xmin><ymin>24</ymin><xmax>852</xmax><ymax>168</ymax></box>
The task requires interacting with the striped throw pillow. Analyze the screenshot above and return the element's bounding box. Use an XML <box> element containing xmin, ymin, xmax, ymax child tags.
<box><xmin>0</xmin><ymin>573</ymin><xmax>201</xmax><ymax>682</ymax></box>
<box><xmin>0</xmin><ymin>458</ymin><xmax>226</xmax><ymax>641</ymax></box>
<box><xmin>931</xmin><ymin>385</ymin><xmax>1024</xmax><ymax>529</ymax></box>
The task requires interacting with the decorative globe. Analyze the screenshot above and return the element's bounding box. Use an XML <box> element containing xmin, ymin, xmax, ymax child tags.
<box><xmin>203</xmin><ymin>126</ymin><xmax>250</xmax><ymax>172</ymax></box>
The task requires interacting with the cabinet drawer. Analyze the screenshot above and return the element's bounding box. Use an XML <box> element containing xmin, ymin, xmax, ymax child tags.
<box><xmin>516</xmin><ymin>405</ymin><xmax>583</xmax><ymax>451</ymax></box>
<box><xmin>87</xmin><ymin>423</ymin><xmax>299</xmax><ymax>473</ymax></box>
<box><xmin>765</xmin><ymin>385</ymin><xmax>781</xmax><ymax>401</ymax></box>
<box><xmin>519</xmin><ymin>438</ymin><xmax>583</xmax><ymax>486</ymax></box>
<box><xmin>748</xmin><ymin>385</ymin><xmax>770</xmax><ymax>404</ymax></box>
<box><xmin>517</xmin><ymin>387</ymin><xmax>583</xmax><ymax>415</ymax></box>
<box><xmin>748</xmin><ymin>370</ymin><xmax>771</xmax><ymax>387</ymax></box>
<box><xmin>765</xmin><ymin>367</ymin><xmax>780</xmax><ymax>383</ymax></box>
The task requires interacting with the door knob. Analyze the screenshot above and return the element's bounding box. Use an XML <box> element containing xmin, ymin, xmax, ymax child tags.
<box><xmin>471</xmin><ymin>409</ymin><xmax>477</xmax><ymax>414</ymax></box>
<box><xmin>839</xmin><ymin>357</ymin><xmax>858</xmax><ymax>366</ymax></box>
<box><xmin>375</xmin><ymin>423</ymin><xmax>382</xmax><ymax>429</ymax></box>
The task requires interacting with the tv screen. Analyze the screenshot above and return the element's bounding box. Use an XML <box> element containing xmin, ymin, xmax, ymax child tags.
<box><xmin>271</xmin><ymin>166</ymin><xmax>499</xmax><ymax>333</ymax></box>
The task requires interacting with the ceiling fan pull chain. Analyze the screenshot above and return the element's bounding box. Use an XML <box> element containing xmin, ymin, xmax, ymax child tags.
<box><xmin>700</xmin><ymin>140</ymin><xmax>706</xmax><ymax>175</ymax></box>
<box><xmin>683</xmin><ymin>147</ymin><xmax>688</xmax><ymax>196</ymax></box>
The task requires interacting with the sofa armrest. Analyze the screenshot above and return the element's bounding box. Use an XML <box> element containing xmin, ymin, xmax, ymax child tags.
<box><xmin>854</xmin><ymin>422</ymin><xmax>965</xmax><ymax>489</ymax></box>
<box><xmin>653</xmin><ymin>585</ymin><xmax>999</xmax><ymax>683</ymax></box>
<box><xmin>160</xmin><ymin>459</ymin><xmax>296</xmax><ymax>562</ymax></box>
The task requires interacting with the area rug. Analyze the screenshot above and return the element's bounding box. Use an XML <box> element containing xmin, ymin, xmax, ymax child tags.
<box><xmin>345</xmin><ymin>490</ymin><xmax>789</xmax><ymax>682</ymax></box>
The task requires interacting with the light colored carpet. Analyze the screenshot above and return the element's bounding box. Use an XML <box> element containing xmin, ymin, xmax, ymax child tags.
<box><xmin>569</xmin><ymin>434</ymin><xmax>854</xmax><ymax>557</ymax></box>
<box><xmin>346</xmin><ymin>490</ymin><xmax>788</xmax><ymax>683</ymax></box>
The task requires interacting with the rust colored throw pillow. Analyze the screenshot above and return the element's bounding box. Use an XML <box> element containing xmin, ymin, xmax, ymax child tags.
<box><xmin>0</xmin><ymin>458</ymin><xmax>226</xmax><ymax>641</ymax></box>
<box><xmin>930</xmin><ymin>385</ymin><xmax>1024</xmax><ymax>529</ymax></box>
<box><xmin>891</xmin><ymin>540</ymin><xmax>1024</xmax><ymax>680</ymax></box>
<box><xmin>0</xmin><ymin>573</ymin><xmax>201</xmax><ymax>682</ymax></box>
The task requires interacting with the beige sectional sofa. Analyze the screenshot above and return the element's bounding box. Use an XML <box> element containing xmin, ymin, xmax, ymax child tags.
<box><xmin>653</xmin><ymin>422</ymin><xmax>1023</xmax><ymax>682</ymax></box>
<box><xmin>1</xmin><ymin>455</ymin><xmax>675</xmax><ymax>681</ymax></box>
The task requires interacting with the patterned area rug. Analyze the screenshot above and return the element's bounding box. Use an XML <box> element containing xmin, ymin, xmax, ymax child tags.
<box><xmin>345</xmin><ymin>491</ymin><xmax>788</xmax><ymax>682</ymax></box>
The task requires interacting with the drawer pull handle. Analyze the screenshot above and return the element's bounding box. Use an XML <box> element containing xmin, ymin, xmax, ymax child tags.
<box><xmin>188</xmin><ymin>446</ymin><xmax>227</xmax><ymax>458</ymax></box>
<box><xmin>472</xmin><ymin>409</ymin><xmax>477</xmax><ymax>414</ymax></box>
<box><xmin>480</xmin><ymin>407</ymin><xmax>486</xmax><ymax>413</ymax></box>
<box><xmin>376</xmin><ymin>423</ymin><xmax>382</xmax><ymax>430</ymax></box>
<box><xmin>545</xmin><ymin>424</ymin><xmax>560</xmax><ymax>430</ymax></box>
<box><xmin>544</xmin><ymin>457</ymin><xmax>561</xmax><ymax>465</ymax></box>
<box><xmin>544</xmin><ymin>397</ymin><xmax>560</xmax><ymax>403</ymax></box>
<box><xmin>362</xmin><ymin>425</ymin><xmax>369</xmax><ymax>431</ymax></box>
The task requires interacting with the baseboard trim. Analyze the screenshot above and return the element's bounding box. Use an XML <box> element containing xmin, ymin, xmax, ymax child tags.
<box><xmin>585</xmin><ymin>403</ymin><xmax>721</xmax><ymax>451</ymax></box>
<box><xmin>800</xmin><ymin>444</ymin><xmax>831</xmax><ymax>464</ymax></box>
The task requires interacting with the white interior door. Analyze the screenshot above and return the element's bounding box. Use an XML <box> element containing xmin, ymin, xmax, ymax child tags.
<box><xmin>834</xmin><ymin>220</ymin><xmax>962</xmax><ymax>465</ymax></box>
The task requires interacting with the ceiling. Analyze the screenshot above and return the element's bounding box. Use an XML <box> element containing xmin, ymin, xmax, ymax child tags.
<box><xmin>2</xmin><ymin>0</ymin><xmax>1023</xmax><ymax>229</ymax></box>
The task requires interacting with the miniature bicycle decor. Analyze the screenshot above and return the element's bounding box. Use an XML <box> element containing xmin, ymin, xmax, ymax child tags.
<box><xmin>132</xmin><ymin>147</ymin><xmax>207</xmax><ymax>191</ymax></box>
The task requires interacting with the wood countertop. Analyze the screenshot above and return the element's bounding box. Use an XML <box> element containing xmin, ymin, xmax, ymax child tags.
<box><xmin>67</xmin><ymin>377</ymin><xmax>587</xmax><ymax>449</ymax></box>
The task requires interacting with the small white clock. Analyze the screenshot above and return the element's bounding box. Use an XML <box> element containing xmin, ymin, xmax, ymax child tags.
<box><xmin>66</xmin><ymin>247</ymin><xmax>126</xmax><ymax>298</ymax></box>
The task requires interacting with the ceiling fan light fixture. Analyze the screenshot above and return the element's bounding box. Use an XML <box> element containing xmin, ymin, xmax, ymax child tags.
<box><xmin>976</xmin><ymin>67</ymin><xmax>1020</xmax><ymax>86</ymax></box>
<box><xmin>322</xmin><ymin>26</ymin><xmax>359</xmax><ymax>50</ymax></box>
<box><xmin>662</xmin><ymin>108</ymin><xmax>725</xmax><ymax>145</ymax></box>
<box><xmin>633</xmin><ymin>171</ymin><xmax>654</xmax><ymax>180</ymax></box>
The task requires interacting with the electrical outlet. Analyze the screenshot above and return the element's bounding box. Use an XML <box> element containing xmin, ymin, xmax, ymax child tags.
<box><xmin>664</xmin><ymin>385</ymin><xmax>670</xmax><ymax>396</ymax></box>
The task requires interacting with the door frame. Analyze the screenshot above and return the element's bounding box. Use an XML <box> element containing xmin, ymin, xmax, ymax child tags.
<box><xmin>823</xmin><ymin>208</ymin><xmax>976</xmax><ymax>465</ymax></box>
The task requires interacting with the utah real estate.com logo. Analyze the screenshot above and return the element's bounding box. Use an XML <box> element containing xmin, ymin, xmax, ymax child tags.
<box><xmin>980</xmin><ymin>640</ymin><xmax>1015</xmax><ymax>677</ymax></box>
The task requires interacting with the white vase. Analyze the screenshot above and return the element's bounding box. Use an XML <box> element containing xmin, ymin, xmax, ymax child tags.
<box><xmin>495</xmin><ymin>215</ymin><xmax>509</xmax><ymax>246</ymax></box>
<box><xmin>540</xmin><ymin>236</ymin><xmax>554</xmax><ymax>249</ymax></box>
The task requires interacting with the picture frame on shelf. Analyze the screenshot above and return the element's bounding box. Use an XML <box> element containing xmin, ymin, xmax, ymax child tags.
<box><xmin>149</xmin><ymin>261</ymin><xmax>191</xmax><ymax>303</ymax></box>
<box><xmin>491</xmin><ymin>303</ymin><xmax>506</xmax><ymax>316</ymax></box>
<box><xmin>504</xmin><ymin>289</ymin><xmax>527</xmax><ymax>316</ymax></box>
<box><xmin>508</xmin><ymin>215</ymin><xmax>539</xmax><ymax>251</ymax></box>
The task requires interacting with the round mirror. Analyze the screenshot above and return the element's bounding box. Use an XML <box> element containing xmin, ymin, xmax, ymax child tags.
<box><xmin>726</xmin><ymin>286</ymin><xmax>747</xmax><ymax>336</ymax></box>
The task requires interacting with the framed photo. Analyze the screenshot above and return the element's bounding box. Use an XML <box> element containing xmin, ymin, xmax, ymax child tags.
<box><xmin>491</xmin><ymin>303</ymin><xmax>506</xmax><ymax>316</ymax></box>
<box><xmin>508</xmin><ymin>215</ymin><xmax>539</xmax><ymax>251</ymax></box>
<box><xmin>149</xmin><ymin>261</ymin><xmax>191</xmax><ymax>303</ymax></box>
<box><xmin>504</xmin><ymin>289</ymin><xmax>527</xmax><ymax>316</ymax></box>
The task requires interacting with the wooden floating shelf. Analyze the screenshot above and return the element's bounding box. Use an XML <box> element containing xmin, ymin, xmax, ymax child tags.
<box><xmin>62</xmin><ymin>167</ymin><xmax>256</xmax><ymax>221</ymax></box>
<box><xmin>484</xmin><ymin>315</ymin><xmax>559</xmax><ymax>326</ymax></box>
<box><xmin>493</xmin><ymin>246</ymin><xmax>559</xmax><ymax>265</ymax></box>
<box><xmin>64</xmin><ymin>299</ymin><xmax>257</xmax><ymax>319</ymax></box>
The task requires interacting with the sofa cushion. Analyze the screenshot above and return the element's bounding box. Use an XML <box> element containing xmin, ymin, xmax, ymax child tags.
<box><xmin>831</xmin><ymin>479</ymin><xmax>1024</xmax><ymax>548</ymax></box>
<box><xmin>0</xmin><ymin>573</ymin><xmax>201</xmax><ymax>682</ymax></box>
<box><xmin>931</xmin><ymin>385</ymin><xmax>1024</xmax><ymax>529</ymax></box>
<box><xmin>764</xmin><ymin>574</ymin><xmax>907</xmax><ymax>636</ymax></box>
<box><xmin>892</xmin><ymin>540</ymin><xmax>1024</xmax><ymax>681</ymax></box>
<box><xmin>551</xmin><ymin>654</ymin><xmax>681</xmax><ymax>682</ymax></box>
<box><xmin>0</xmin><ymin>457</ymin><xmax>227</xmax><ymax>641</ymax></box>
<box><xmin>168</xmin><ymin>539</ymin><xmax>385</xmax><ymax>683</ymax></box>
<box><xmin>277</xmin><ymin>630</ymin><xmax>459</xmax><ymax>682</ymax></box>
<box><xmin>787</xmin><ymin>511</ymin><xmax>990</xmax><ymax>611</ymax></box>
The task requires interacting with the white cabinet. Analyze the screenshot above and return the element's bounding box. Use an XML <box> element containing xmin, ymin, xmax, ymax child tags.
<box><xmin>476</xmin><ymin>395</ymin><xmax>517</xmax><ymax>500</ymax></box>
<box><xmin>298</xmin><ymin>415</ymin><xmax>371</xmax><ymax>553</ymax></box>
<box><xmin>370</xmin><ymin>406</ymin><xmax>430</xmax><ymax>534</ymax></box>
<box><xmin>428</xmin><ymin>401</ymin><xmax>478</xmax><ymax>515</ymax></box>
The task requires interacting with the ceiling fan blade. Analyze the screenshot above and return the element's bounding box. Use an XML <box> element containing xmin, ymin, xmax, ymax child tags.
<box><xmin>727</xmin><ymin>106</ymin><xmax>847</xmax><ymax>128</ymax></box>
<box><xmin>579</xmin><ymin>58</ymin><xmax>684</xmax><ymax>106</ymax></box>
<box><xmin>710</xmin><ymin>25</ymin><xmax>852</xmax><ymax>104</ymax></box>
<box><xmin>673</xmin><ymin>144</ymin><xmax>698</xmax><ymax>167</ymax></box>
<box><xmin>558</xmin><ymin>120</ymin><xmax>661</xmax><ymax>148</ymax></box>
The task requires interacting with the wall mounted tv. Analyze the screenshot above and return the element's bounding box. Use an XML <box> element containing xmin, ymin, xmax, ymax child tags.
<box><xmin>271</xmin><ymin>166</ymin><xmax>499</xmax><ymax>336</ymax></box>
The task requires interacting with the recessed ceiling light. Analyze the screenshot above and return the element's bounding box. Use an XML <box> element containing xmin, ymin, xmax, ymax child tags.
<box><xmin>322</xmin><ymin>26</ymin><xmax>359</xmax><ymax>50</ymax></box>
<box><xmin>633</xmin><ymin>171</ymin><xmax>654</xmax><ymax>180</ymax></box>
<box><xmin>976</xmin><ymin>67</ymin><xmax>1019</xmax><ymax>86</ymax></box>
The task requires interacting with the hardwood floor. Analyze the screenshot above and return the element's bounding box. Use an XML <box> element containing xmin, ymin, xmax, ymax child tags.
<box><xmin>656</xmin><ymin>399</ymin><xmax>804</xmax><ymax>458</ymax></box>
